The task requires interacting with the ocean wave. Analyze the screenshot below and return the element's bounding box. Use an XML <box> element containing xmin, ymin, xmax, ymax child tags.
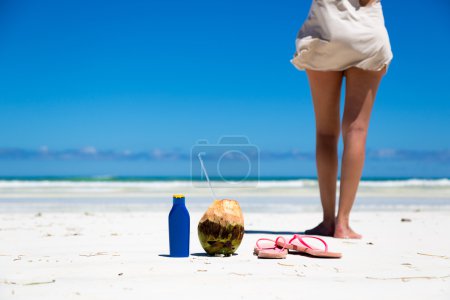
<box><xmin>254</xmin><ymin>179</ymin><xmax>450</xmax><ymax>188</ymax></box>
<box><xmin>0</xmin><ymin>178</ymin><xmax>449</xmax><ymax>189</ymax></box>
<box><xmin>0</xmin><ymin>180</ymin><xmax>193</xmax><ymax>189</ymax></box>
<box><xmin>359</xmin><ymin>178</ymin><xmax>450</xmax><ymax>187</ymax></box>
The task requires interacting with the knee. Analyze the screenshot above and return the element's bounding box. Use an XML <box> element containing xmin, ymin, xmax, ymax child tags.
<box><xmin>316</xmin><ymin>131</ymin><xmax>340</xmax><ymax>145</ymax></box>
<box><xmin>342</xmin><ymin>122</ymin><xmax>368</xmax><ymax>140</ymax></box>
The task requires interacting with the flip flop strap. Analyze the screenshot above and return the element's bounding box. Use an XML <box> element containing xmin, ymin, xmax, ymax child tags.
<box><xmin>255</xmin><ymin>238</ymin><xmax>274</xmax><ymax>250</ymax></box>
<box><xmin>255</xmin><ymin>237</ymin><xmax>287</xmax><ymax>252</ymax></box>
<box><xmin>275</xmin><ymin>236</ymin><xmax>287</xmax><ymax>252</ymax></box>
<box><xmin>289</xmin><ymin>234</ymin><xmax>329</xmax><ymax>252</ymax></box>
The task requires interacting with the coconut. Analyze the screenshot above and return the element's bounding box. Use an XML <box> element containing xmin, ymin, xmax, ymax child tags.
<box><xmin>197</xmin><ymin>199</ymin><xmax>244</xmax><ymax>256</ymax></box>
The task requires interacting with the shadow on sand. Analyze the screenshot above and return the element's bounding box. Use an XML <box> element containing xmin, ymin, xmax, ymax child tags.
<box><xmin>244</xmin><ymin>230</ymin><xmax>305</xmax><ymax>235</ymax></box>
<box><xmin>159</xmin><ymin>253</ymin><xmax>238</xmax><ymax>257</ymax></box>
<box><xmin>190</xmin><ymin>252</ymin><xmax>238</xmax><ymax>257</ymax></box>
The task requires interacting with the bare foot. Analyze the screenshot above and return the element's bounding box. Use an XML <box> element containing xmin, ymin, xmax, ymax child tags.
<box><xmin>334</xmin><ymin>223</ymin><xmax>362</xmax><ymax>239</ymax></box>
<box><xmin>304</xmin><ymin>222</ymin><xmax>335</xmax><ymax>237</ymax></box>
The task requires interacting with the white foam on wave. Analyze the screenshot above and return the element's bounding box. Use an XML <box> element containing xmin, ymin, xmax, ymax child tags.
<box><xmin>358</xmin><ymin>178</ymin><xmax>450</xmax><ymax>187</ymax></box>
<box><xmin>0</xmin><ymin>180</ymin><xmax>192</xmax><ymax>189</ymax></box>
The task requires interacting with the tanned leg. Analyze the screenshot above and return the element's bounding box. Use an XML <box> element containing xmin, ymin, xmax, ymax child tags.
<box><xmin>335</xmin><ymin>66</ymin><xmax>386</xmax><ymax>239</ymax></box>
<box><xmin>305</xmin><ymin>69</ymin><xmax>344</xmax><ymax>236</ymax></box>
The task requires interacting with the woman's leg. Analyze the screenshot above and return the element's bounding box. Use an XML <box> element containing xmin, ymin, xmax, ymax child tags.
<box><xmin>335</xmin><ymin>66</ymin><xmax>386</xmax><ymax>239</ymax></box>
<box><xmin>305</xmin><ymin>69</ymin><xmax>344</xmax><ymax>236</ymax></box>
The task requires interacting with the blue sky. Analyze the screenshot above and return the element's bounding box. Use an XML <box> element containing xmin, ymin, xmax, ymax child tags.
<box><xmin>0</xmin><ymin>0</ymin><xmax>449</xmax><ymax>177</ymax></box>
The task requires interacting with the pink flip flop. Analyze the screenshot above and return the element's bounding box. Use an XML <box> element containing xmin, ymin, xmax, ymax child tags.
<box><xmin>254</xmin><ymin>237</ymin><xmax>288</xmax><ymax>259</ymax></box>
<box><xmin>276</xmin><ymin>234</ymin><xmax>342</xmax><ymax>258</ymax></box>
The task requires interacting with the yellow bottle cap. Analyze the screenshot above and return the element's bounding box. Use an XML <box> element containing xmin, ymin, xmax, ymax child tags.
<box><xmin>173</xmin><ymin>194</ymin><xmax>185</xmax><ymax>199</ymax></box>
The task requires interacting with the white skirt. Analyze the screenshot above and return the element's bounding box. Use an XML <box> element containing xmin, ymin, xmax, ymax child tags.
<box><xmin>291</xmin><ymin>0</ymin><xmax>393</xmax><ymax>72</ymax></box>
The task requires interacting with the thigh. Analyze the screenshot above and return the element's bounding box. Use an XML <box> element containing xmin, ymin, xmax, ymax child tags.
<box><xmin>342</xmin><ymin>67</ymin><xmax>386</xmax><ymax>133</ymax></box>
<box><xmin>306</xmin><ymin>69</ymin><xmax>344</xmax><ymax>136</ymax></box>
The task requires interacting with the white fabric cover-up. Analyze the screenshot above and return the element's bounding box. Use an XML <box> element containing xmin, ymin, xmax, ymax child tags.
<box><xmin>291</xmin><ymin>0</ymin><xmax>393</xmax><ymax>71</ymax></box>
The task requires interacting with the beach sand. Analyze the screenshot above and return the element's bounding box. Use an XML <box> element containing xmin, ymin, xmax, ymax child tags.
<box><xmin>1</xmin><ymin>197</ymin><xmax>449</xmax><ymax>300</ymax></box>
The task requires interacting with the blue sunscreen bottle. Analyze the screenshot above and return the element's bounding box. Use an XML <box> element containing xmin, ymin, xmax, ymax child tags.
<box><xmin>169</xmin><ymin>194</ymin><xmax>190</xmax><ymax>257</ymax></box>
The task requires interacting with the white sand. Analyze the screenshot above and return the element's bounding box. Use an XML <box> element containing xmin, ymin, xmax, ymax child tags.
<box><xmin>1</xmin><ymin>207</ymin><xmax>449</xmax><ymax>300</ymax></box>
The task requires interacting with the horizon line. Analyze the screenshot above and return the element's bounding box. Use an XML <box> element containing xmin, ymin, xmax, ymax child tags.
<box><xmin>0</xmin><ymin>147</ymin><xmax>449</xmax><ymax>163</ymax></box>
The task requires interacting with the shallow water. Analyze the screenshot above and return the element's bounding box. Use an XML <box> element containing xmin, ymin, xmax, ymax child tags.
<box><xmin>1</xmin><ymin>179</ymin><xmax>449</xmax><ymax>214</ymax></box>
<box><xmin>1</xmin><ymin>195</ymin><xmax>449</xmax><ymax>214</ymax></box>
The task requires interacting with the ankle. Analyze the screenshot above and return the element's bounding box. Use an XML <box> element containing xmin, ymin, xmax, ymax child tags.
<box><xmin>322</xmin><ymin>218</ymin><xmax>335</xmax><ymax>227</ymax></box>
<box><xmin>335</xmin><ymin>215</ymin><xmax>350</xmax><ymax>227</ymax></box>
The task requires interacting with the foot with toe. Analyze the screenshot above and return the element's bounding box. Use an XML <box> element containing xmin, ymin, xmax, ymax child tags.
<box><xmin>334</xmin><ymin>221</ymin><xmax>362</xmax><ymax>239</ymax></box>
